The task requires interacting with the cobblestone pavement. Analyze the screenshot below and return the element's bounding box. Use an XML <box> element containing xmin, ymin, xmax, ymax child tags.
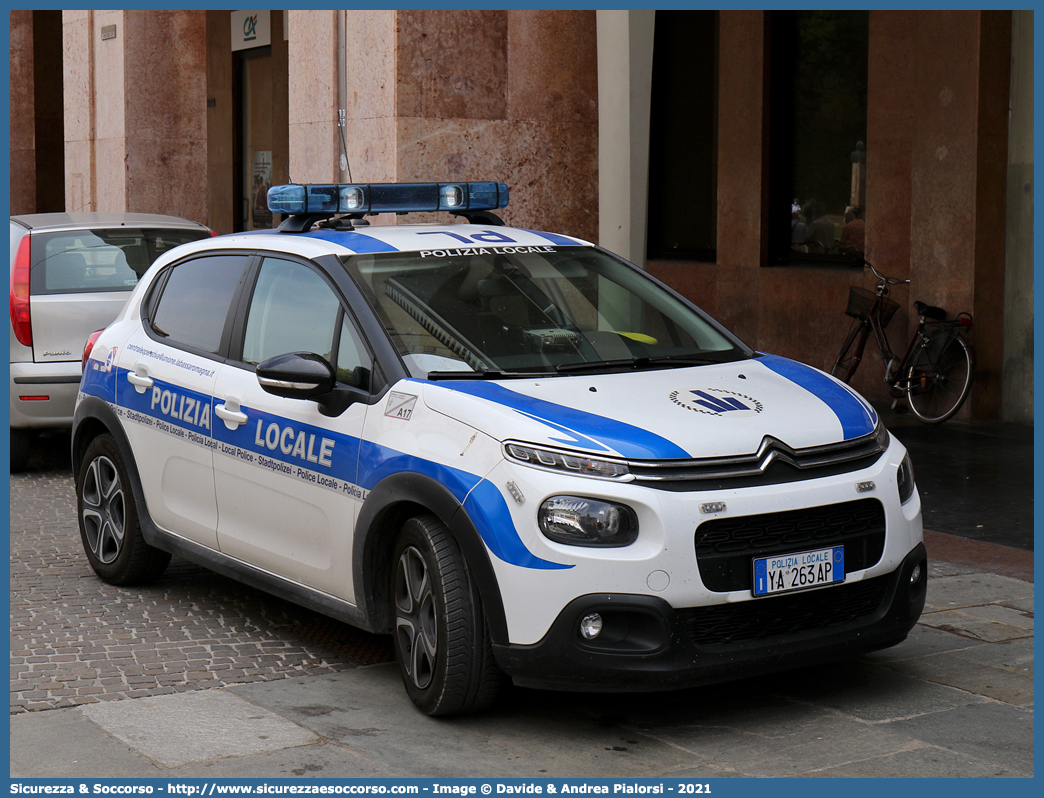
<box><xmin>10</xmin><ymin>433</ymin><xmax>393</xmax><ymax>714</ymax></box>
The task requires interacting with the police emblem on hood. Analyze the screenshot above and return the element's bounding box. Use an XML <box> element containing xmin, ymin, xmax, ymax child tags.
<box><xmin>670</xmin><ymin>388</ymin><xmax>764</xmax><ymax>417</ymax></box>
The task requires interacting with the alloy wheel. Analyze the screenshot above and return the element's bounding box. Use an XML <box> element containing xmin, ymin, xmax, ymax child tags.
<box><xmin>394</xmin><ymin>545</ymin><xmax>439</xmax><ymax>690</ymax></box>
<box><xmin>81</xmin><ymin>455</ymin><xmax>126</xmax><ymax>564</ymax></box>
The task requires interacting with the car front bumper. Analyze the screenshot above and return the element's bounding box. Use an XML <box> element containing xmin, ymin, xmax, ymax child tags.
<box><xmin>494</xmin><ymin>542</ymin><xmax>927</xmax><ymax>691</ymax></box>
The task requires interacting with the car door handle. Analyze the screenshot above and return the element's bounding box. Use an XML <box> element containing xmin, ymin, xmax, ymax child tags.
<box><xmin>127</xmin><ymin>371</ymin><xmax>153</xmax><ymax>392</ymax></box>
<box><xmin>215</xmin><ymin>402</ymin><xmax>248</xmax><ymax>429</ymax></box>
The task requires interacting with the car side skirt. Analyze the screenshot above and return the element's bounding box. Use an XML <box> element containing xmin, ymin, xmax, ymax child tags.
<box><xmin>72</xmin><ymin>395</ymin><xmax>375</xmax><ymax>632</ymax></box>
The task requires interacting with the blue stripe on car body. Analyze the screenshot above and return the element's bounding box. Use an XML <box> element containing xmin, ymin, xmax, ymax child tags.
<box><xmin>463</xmin><ymin>481</ymin><xmax>572</xmax><ymax>570</ymax></box>
<box><xmin>85</xmin><ymin>370</ymin><xmax>565</xmax><ymax>571</ymax></box>
<box><xmin>757</xmin><ymin>354</ymin><xmax>877</xmax><ymax>439</ymax></box>
<box><xmin>520</xmin><ymin>229</ymin><xmax>583</xmax><ymax>246</ymax></box>
<box><xmin>115</xmin><ymin>368</ymin><xmax>216</xmax><ymax>438</ymax></box>
<box><xmin>419</xmin><ymin>380</ymin><xmax>692</xmax><ymax>460</ymax></box>
<box><xmin>356</xmin><ymin>441</ymin><xmax>570</xmax><ymax>570</ymax></box>
<box><xmin>80</xmin><ymin>359</ymin><xmax>118</xmax><ymax>404</ymax></box>
<box><xmin>301</xmin><ymin>229</ymin><xmax>401</xmax><ymax>253</ymax></box>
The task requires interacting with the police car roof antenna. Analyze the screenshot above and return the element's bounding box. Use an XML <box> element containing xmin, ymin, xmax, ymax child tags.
<box><xmin>338</xmin><ymin>109</ymin><xmax>354</xmax><ymax>183</ymax></box>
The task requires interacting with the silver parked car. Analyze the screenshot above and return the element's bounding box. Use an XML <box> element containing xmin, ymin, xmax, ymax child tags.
<box><xmin>9</xmin><ymin>213</ymin><xmax>212</xmax><ymax>470</ymax></box>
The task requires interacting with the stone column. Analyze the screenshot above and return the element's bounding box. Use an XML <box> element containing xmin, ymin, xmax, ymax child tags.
<box><xmin>62</xmin><ymin>10</ymin><xmax>102</xmax><ymax>214</ymax></box>
<box><xmin>1003</xmin><ymin>11</ymin><xmax>1034</xmax><ymax>423</ymax></box>
<box><xmin>343</xmin><ymin>11</ymin><xmax>398</xmax><ymax>184</ymax></box>
<box><xmin>597</xmin><ymin>10</ymin><xmax>654</xmax><ymax>265</ymax></box>
<box><xmin>908</xmin><ymin>10</ymin><xmax>1010</xmax><ymax>419</ymax></box>
<box><xmin>10</xmin><ymin>10</ymin><xmax>36</xmax><ymax>214</ymax></box>
<box><xmin>287</xmin><ymin>10</ymin><xmax>598</xmax><ymax>238</ymax></box>
<box><xmin>713</xmin><ymin>11</ymin><xmax>768</xmax><ymax>343</ymax></box>
<box><xmin>62</xmin><ymin>10</ymin><xmax>208</xmax><ymax>221</ymax></box>
<box><xmin>287</xmin><ymin>10</ymin><xmax>343</xmax><ymax>185</ymax></box>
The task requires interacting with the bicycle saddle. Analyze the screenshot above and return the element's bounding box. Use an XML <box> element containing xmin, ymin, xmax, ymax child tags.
<box><xmin>913</xmin><ymin>301</ymin><xmax>947</xmax><ymax>320</ymax></box>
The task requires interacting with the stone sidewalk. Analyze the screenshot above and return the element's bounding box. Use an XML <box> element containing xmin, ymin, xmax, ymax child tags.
<box><xmin>10</xmin><ymin>547</ymin><xmax>1034</xmax><ymax>779</ymax></box>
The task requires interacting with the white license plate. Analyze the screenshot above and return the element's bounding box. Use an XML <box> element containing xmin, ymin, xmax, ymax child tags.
<box><xmin>752</xmin><ymin>545</ymin><xmax>845</xmax><ymax>597</ymax></box>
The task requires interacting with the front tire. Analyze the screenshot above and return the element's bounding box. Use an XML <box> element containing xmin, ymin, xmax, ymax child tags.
<box><xmin>391</xmin><ymin>514</ymin><xmax>503</xmax><ymax>716</ymax></box>
<box><xmin>77</xmin><ymin>434</ymin><xmax>171</xmax><ymax>584</ymax></box>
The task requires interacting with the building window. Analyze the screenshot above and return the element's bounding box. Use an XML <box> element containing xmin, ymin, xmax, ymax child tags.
<box><xmin>647</xmin><ymin>10</ymin><xmax>718</xmax><ymax>263</ymax></box>
<box><xmin>769</xmin><ymin>11</ymin><xmax>869</xmax><ymax>266</ymax></box>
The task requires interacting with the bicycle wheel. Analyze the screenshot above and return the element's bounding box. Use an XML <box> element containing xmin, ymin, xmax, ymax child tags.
<box><xmin>906</xmin><ymin>331</ymin><xmax>974</xmax><ymax>423</ymax></box>
<box><xmin>830</xmin><ymin>320</ymin><xmax>870</xmax><ymax>383</ymax></box>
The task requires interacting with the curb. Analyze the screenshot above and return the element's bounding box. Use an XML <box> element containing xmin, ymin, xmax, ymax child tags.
<box><xmin>924</xmin><ymin>528</ymin><xmax>1034</xmax><ymax>583</ymax></box>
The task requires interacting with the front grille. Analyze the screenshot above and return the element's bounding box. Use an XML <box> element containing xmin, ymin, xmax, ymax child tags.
<box><xmin>694</xmin><ymin>499</ymin><xmax>886</xmax><ymax>592</ymax></box>
<box><xmin>676</xmin><ymin>574</ymin><xmax>891</xmax><ymax>646</ymax></box>
<box><xmin>628</xmin><ymin>431</ymin><xmax>887</xmax><ymax>491</ymax></box>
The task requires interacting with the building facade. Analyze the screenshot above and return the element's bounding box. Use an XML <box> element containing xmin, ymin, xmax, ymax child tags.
<box><xmin>9</xmin><ymin>9</ymin><xmax>1033</xmax><ymax>422</ymax></box>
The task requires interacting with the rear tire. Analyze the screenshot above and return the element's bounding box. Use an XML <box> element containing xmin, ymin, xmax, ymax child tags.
<box><xmin>906</xmin><ymin>332</ymin><xmax>974</xmax><ymax>423</ymax></box>
<box><xmin>10</xmin><ymin>428</ymin><xmax>36</xmax><ymax>472</ymax></box>
<box><xmin>77</xmin><ymin>434</ymin><xmax>171</xmax><ymax>584</ymax></box>
<box><xmin>391</xmin><ymin>514</ymin><xmax>504</xmax><ymax>716</ymax></box>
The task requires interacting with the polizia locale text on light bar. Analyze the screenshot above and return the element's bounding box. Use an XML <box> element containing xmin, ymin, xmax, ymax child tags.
<box><xmin>267</xmin><ymin>182</ymin><xmax>509</xmax><ymax>216</ymax></box>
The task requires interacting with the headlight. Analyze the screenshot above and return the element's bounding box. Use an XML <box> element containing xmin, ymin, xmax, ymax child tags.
<box><xmin>538</xmin><ymin>496</ymin><xmax>639</xmax><ymax>547</ymax></box>
<box><xmin>504</xmin><ymin>443</ymin><xmax>631</xmax><ymax>480</ymax></box>
<box><xmin>897</xmin><ymin>452</ymin><xmax>916</xmax><ymax>504</ymax></box>
<box><xmin>874</xmin><ymin>420</ymin><xmax>891</xmax><ymax>452</ymax></box>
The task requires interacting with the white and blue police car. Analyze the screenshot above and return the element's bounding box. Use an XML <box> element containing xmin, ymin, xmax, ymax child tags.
<box><xmin>74</xmin><ymin>181</ymin><xmax>926</xmax><ymax>715</ymax></box>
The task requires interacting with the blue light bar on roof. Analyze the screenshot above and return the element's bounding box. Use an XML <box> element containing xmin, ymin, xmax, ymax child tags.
<box><xmin>267</xmin><ymin>182</ymin><xmax>509</xmax><ymax>216</ymax></box>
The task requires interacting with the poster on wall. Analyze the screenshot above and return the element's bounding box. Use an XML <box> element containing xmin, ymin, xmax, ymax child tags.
<box><xmin>252</xmin><ymin>150</ymin><xmax>273</xmax><ymax>229</ymax></box>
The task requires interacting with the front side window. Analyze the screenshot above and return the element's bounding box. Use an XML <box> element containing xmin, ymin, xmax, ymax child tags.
<box><xmin>344</xmin><ymin>247</ymin><xmax>749</xmax><ymax>377</ymax></box>
<box><xmin>31</xmin><ymin>227</ymin><xmax>210</xmax><ymax>294</ymax></box>
<box><xmin>242</xmin><ymin>258</ymin><xmax>341</xmax><ymax>365</ymax></box>
<box><xmin>769</xmin><ymin>11</ymin><xmax>869</xmax><ymax>266</ymax></box>
<box><xmin>241</xmin><ymin>257</ymin><xmax>371</xmax><ymax>386</ymax></box>
<box><xmin>150</xmin><ymin>255</ymin><xmax>249</xmax><ymax>354</ymax></box>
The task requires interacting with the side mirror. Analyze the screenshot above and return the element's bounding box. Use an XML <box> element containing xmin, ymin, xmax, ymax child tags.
<box><xmin>256</xmin><ymin>352</ymin><xmax>335</xmax><ymax>400</ymax></box>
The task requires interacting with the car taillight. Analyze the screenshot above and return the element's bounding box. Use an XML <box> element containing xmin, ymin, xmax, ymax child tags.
<box><xmin>10</xmin><ymin>235</ymin><xmax>32</xmax><ymax>347</ymax></box>
<box><xmin>82</xmin><ymin>329</ymin><xmax>104</xmax><ymax>373</ymax></box>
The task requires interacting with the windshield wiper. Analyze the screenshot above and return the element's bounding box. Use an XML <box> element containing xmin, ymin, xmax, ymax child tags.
<box><xmin>427</xmin><ymin>369</ymin><xmax>556</xmax><ymax>381</ymax></box>
<box><xmin>554</xmin><ymin>354</ymin><xmax>741</xmax><ymax>374</ymax></box>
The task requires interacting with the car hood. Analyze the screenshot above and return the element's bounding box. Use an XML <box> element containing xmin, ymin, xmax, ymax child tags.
<box><xmin>415</xmin><ymin>354</ymin><xmax>879</xmax><ymax>460</ymax></box>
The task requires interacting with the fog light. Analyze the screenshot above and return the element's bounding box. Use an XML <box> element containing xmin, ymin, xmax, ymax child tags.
<box><xmin>909</xmin><ymin>563</ymin><xmax>922</xmax><ymax>586</ymax></box>
<box><xmin>579</xmin><ymin>613</ymin><xmax>603</xmax><ymax>640</ymax></box>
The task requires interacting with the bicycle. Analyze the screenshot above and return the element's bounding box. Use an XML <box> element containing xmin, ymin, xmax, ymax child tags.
<box><xmin>830</xmin><ymin>261</ymin><xmax>975</xmax><ymax>424</ymax></box>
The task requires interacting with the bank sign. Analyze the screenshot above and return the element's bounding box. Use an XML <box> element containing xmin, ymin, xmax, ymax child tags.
<box><xmin>231</xmin><ymin>10</ymin><xmax>271</xmax><ymax>52</ymax></box>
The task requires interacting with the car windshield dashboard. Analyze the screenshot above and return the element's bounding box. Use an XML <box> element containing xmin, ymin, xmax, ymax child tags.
<box><xmin>342</xmin><ymin>246</ymin><xmax>751</xmax><ymax>378</ymax></box>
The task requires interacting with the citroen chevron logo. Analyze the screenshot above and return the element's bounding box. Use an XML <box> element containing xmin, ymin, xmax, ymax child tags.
<box><xmin>691</xmin><ymin>390</ymin><xmax>749</xmax><ymax>413</ymax></box>
<box><xmin>669</xmin><ymin>388</ymin><xmax>764</xmax><ymax>417</ymax></box>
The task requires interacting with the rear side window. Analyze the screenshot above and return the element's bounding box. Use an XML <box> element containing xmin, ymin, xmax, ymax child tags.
<box><xmin>150</xmin><ymin>255</ymin><xmax>249</xmax><ymax>354</ymax></box>
<box><xmin>30</xmin><ymin>227</ymin><xmax>209</xmax><ymax>295</ymax></box>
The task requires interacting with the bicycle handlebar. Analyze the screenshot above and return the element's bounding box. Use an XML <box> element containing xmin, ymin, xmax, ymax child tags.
<box><xmin>864</xmin><ymin>259</ymin><xmax>910</xmax><ymax>286</ymax></box>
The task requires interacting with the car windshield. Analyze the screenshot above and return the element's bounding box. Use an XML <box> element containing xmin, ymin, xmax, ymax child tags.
<box><xmin>30</xmin><ymin>227</ymin><xmax>209</xmax><ymax>295</ymax></box>
<box><xmin>343</xmin><ymin>245</ymin><xmax>750</xmax><ymax>377</ymax></box>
